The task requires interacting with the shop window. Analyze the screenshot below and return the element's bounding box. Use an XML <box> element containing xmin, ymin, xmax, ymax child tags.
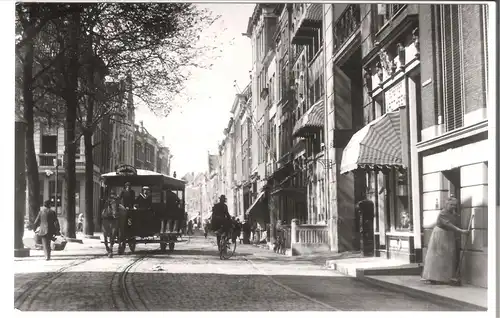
<box><xmin>393</xmin><ymin>170</ymin><xmax>411</xmax><ymax>231</ymax></box>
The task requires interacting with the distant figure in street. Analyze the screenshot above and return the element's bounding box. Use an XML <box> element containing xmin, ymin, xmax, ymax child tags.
<box><xmin>119</xmin><ymin>182</ymin><xmax>135</xmax><ymax>209</ymax></box>
<box><xmin>33</xmin><ymin>200</ymin><xmax>60</xmax><ymax>261</ymax></box>
<box><xmin>203</xmin><ymin>219</ymin><xmax>209</xmax><ymax>238</ymax></box>
<box><xmin>135</xmin><ymin>186</ymin><xmax>152</xmax><ymax>210</ymax></box>
<box><xmin>77</xmin><ymin>213</ymin><xmax>84</xmax><ymax>232</ymax></box>
<box><xmin>242</xmin><ymin>220</ymin><xmax>251</xmax><ymax>244</ymax></box>
<box><xmin>421</xmin><ymin>196</ymin><xmax>470</xmax><ymax>285</ymax></box>
<box><xmin>187</xmin><ymin>220</ymin><xmax>194</xmax><ymax>235</ymax></box>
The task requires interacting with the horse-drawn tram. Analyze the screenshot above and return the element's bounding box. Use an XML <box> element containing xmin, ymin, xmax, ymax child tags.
<box><xmin>100</xmin><ymin>164</ymin><xmax>187</xmax><ymax>256</ymax></box>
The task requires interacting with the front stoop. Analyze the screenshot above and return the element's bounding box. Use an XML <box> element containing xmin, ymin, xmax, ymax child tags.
<box><xmin>362</xmin><ymin>275</ymin><xmax>487</xmax><ymax>311</ymax></box>
<box><xmin>325</xmin><ymin>257</ymin><xmax>487</xmax><ymax>311</ymax></box>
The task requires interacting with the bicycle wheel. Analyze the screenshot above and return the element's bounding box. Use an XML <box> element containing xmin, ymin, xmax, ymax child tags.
<box><xmin>218</xmin><ymin>235</ymin><xmax>226</xmax><ymax>259</ymax></box>
<box><xmin>220</xmin><ymin>235</ymin><xmax>237</xmax><ymax>260</ymax></box>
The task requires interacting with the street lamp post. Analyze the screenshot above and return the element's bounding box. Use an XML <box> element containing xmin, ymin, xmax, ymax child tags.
<box><xmin>53</xmin><ymin>157</ymin><xmax>59</xmax><ymax>217</ymax></box>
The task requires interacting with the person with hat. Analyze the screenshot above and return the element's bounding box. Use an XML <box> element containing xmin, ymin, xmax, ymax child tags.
<box><xmin>119</xmin><ymin>182</ymin><xmax>135</xmax><ymax>210</ymax></box>
<box><xmin>135</xmin><ymin>186</ymin><xmax>153</xmax><ymax>210</ymax></box>
<box><xmin>211</xmin><ymin>195</ymin><xmax>232</xmax><ymax>249</ymax></box>
<box><xmin>33</xmin><ymin>200</ymin><xmax>60</xmax><ymax>260</ymax></box>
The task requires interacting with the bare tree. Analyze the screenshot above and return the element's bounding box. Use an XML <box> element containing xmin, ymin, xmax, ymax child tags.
<box><xmin>17</xmin><ymin>3</ymin><xmax>226</xmax><ymax>237</ymax></box>
<box><xmin>15</xmin><ymin>3</ymin><xmax>71</xmax><ymax>224</ymax></box>
<box><xmin>73</xmin><ymin>3</ymin><xmax>224</xmax><ymax>236</ymax></box>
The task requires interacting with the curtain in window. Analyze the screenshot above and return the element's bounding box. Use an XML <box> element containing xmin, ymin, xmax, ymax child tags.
<box><xmin>440</xmin><ymin>5</ymin><xmax>463</xmax><ymax>131</ymax></box>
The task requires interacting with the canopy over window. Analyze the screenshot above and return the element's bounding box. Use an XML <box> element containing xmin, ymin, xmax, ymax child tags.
<box><xmin>340</xmin><ymin>111</ymin><xmax>404</xmax><ymax>174</ymax></box>
<box><xmin>292</xmin><ymin>100</ymin><xmax>324</xmax><ymax>138</ymax></box>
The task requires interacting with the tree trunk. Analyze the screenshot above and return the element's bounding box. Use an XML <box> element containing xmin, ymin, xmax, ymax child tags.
<box><xmin>84</xmin><ymin>130</ymin><xmax>94</xmax><ymax>236</ymax></box>
<box><xmin>62</xmin><ymin>7</ymin><xmax>81</xmax><ymax>239</ymax></box>
<box><xmin>22</xmin><ymin>22</ymin><xmax>40</xmax><ymax>225</ymax></box>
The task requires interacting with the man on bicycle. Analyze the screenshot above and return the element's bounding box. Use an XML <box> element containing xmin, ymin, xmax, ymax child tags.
<box><xmin>211</xmin><ymin>195</ymin><xmax>232</xmax><ymax>249</ymax></box>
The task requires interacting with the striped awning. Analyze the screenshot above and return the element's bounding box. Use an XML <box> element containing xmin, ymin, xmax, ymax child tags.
<box><xmin>340</xmin><ymin>111</ymin><xmax>405</xmax><ymax>174</ymax></box>
<box><xmin>304</xmin><ymin>3</ymin><xmax>323</xmax><ymax>23</ymax></box>
<box><xmin>245</xmin><ymin>191</ymin><xmax>266</xmax><ymax>217</ymax></box>
<box><xmin>292</xmin><ymin>100</ymin><xmax>324</xmax><ymax>138</ymax></box>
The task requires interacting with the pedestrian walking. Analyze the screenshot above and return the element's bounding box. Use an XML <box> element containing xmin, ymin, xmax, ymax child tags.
<box><xmin>33</xmin><ymin>200</ymin><xmax>60</xmax><ymax>261</ymax></box>
<box><xmin>421</xmin><ymin>196</ymin><xmax>470</xmax><ymax>285</ymax></box>
<box><xmin>203</xmin><ymin>220</ymin><xmax>209</xmax><ymax>239</ymax></box>
<box><xmin>77</xmin><ymin>212</ymin><xmax>84</xmax><ymax>232</ymax></box>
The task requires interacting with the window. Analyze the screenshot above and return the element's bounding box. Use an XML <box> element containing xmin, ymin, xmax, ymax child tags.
<box><xmin>41</xmin><ymin>135</ymin><xmax>57</xmax><ymax>153</ymax></box>
<box><xmin>437</xmin><ymin>5</ymin><xmax>463</xmax><ymax>131</ymax></box>
<box><xmin>373</xmin><ymin>4</ymin><xmax>406</xmax><ymax>33</ymax></box>
<box><xmin>481</xmin><ymin>5</ymin><xmax>489</xmax><ymax>105</ymax></box>
<box><xmin>392</xmin><ymin>169</ymin><xmax>411</xmax><ymax>231</ymax></box>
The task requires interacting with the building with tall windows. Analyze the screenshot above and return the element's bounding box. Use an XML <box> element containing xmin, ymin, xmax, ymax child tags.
<box><xmin>414</xmin><ymin>4</ymin><xmax>490</xmax><ymax>288</ymax></box>
<box><xmin>230</xmin><ymin>4</ymin><xmax>492</xmax><ymax>277</ymax></box>
<box><xmin>336</xmin><ymin>3</ymin><xmax>491</xmax><ymax>288</ymax></box>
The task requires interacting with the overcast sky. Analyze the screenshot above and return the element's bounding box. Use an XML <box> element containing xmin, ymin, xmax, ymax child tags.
<box><xmin>134</xmin><ymin>4</ymin><xmax>254</xmax><ymax>178</ymax></box>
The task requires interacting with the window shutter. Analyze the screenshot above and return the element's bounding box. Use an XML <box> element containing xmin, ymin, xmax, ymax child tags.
<box><xmin>442</xmin><ymin>5</ymin><xmax>463</xmax><ymax>131</ymax></box>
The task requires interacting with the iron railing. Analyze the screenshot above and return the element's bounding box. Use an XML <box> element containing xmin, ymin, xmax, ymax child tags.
<box><xmin>333</xmin><ymin>4</ymin><xmax>361</xmax><ymax>52</ymax></box>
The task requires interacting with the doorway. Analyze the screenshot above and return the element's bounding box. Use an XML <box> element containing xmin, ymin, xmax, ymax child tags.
<box><xmin>442</xmin><ymin>167</ymin><xmax>461</xmax><ymax>266</ymax></box>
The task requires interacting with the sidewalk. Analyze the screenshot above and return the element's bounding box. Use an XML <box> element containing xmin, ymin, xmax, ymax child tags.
<box><xmin>325</xmin><ymin>257</ymin><xmax>487</xmax><ymax>310</ymax></box>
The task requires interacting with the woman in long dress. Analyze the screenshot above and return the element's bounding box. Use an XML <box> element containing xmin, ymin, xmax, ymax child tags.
<box><xmin>421</xmin><ymin>196</ymin><xmax>470</xmax><ymax>284</ymax></box>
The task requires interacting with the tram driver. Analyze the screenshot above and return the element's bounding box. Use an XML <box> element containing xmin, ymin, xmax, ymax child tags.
<box><xmin>119</xmin><ymin>182</ymin><xmax>135</xmax><ymax>210</ymax></box>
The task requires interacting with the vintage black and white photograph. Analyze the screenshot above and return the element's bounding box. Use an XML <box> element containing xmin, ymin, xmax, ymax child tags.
<box><xmin>13</xmin><ymin>1</ymin><xmax>497</xmax><ymax>313</ymax></box>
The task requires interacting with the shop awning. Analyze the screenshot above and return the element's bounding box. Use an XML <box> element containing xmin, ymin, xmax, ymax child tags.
<box><xmin>245</xmin><ymin>191</ymin><xmax>266</xmax><ymax>217</ymax></box>
<box><xmin>340</xmin><ymin>111</ymin><xmax>405</xmax><ymax>174</ymax></box>
<box><xmin>292</xmin><ymin>100</ymin><xmax>324</xmax><ymax>138</ymax></box>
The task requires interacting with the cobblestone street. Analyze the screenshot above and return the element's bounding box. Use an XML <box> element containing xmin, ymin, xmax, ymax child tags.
<box><xmin>14</xmin><ymin>236</ymin><xmax>460</xmax><ymax>311</ymax></box>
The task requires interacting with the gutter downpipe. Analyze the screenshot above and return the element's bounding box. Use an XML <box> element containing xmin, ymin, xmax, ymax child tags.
<box><xmin>321</xmin><ymin>4</ymin><xmax>333</xmax><ymax>251</ymax></box>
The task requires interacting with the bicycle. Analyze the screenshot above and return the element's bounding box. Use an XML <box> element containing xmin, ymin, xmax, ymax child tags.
<box><xmin>218</xmin><ymin>227</ymin><xmax>237</xmax><ymax>260</ymax></box>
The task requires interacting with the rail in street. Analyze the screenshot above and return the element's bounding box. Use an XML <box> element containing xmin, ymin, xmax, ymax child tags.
<box><xmin>14</xmin><ymin>235</ymin><xmax>472</xmax><ymax>311</ymax></box>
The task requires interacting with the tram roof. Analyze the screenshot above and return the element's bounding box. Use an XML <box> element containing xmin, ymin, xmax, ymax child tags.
<box><xmin>101</xmin><ymin>169</ymin><xmax>186</xmax><ymax>190</ymax></box>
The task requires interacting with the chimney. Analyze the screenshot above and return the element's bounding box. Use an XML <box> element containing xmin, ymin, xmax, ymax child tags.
<box><xmin>162</xmin><ymin>136</ymin><xmax>165</xmax><ymax>145</ymax></box>
<box><xmin>173</xmin><ymin>171</ymin><xmax>177</xmax><ymax>178</ymax></box>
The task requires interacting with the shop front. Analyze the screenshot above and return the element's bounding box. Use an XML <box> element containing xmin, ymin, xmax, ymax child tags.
<box><xmin>341</xmin><ymin>28</ymin><xmax>422</xmax><ymax>261</ymax></box>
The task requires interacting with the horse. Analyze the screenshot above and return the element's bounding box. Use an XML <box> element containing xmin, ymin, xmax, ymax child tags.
<box><xmin>101</xmin><ymin>195</ymin><xmax>127</xmax><ymax>257</ymax></box>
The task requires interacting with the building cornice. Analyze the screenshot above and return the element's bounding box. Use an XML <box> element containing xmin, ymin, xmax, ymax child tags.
<box><xmin>416</xmin><ymin>120</ymin><xmax>488</xmax><ymax>154</ymax></box>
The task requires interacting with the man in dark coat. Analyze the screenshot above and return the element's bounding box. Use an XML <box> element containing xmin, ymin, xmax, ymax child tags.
<box><xmin>164</xmin><ymin>189</ymin><xmax>180</xmax><ymax>233</ymax></box>
<box><xmin>33</xmin><ymin>200</ymin><xmax>60</xmax><ymax>260</ymax></box>
<box><xmin>211</xmin><ymin>195</ymin><xmax>232</xmax><ymax>248</ymax></box>
<box><xmin>119</xmin><ymin>182</ymin><xmax>135</xmax><ymax>209</ymax></box>
<box><xmin>135</xmin><ymin>186</ymin><xmax>152</xmax><ymax>209</ymax></box>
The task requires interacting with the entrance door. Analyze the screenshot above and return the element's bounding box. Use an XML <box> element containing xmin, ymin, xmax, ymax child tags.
<box><xmin>443</xmin><ymin>168</ymin><xmax>461</xmax><ymax>265</ymax></box>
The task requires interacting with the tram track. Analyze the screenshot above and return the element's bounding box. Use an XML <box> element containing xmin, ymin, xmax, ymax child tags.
<box><xmin>241</xmin><ymin>256</ymin><xmax>341</xmax><ymax>311</ymax></box>
<box><xmin>199</xmin><ymin>238</ymin><xmax>340</xmax><ymax>310</ymax></box>
<box><xmin>111</xmin><ymin>237</ymin><xmax>194</xmax><ymax>311</ymax></box>
<box><xmin>14</xmin><ymin>255</ymin><xmax>102</xmax><ymax>311</ymax></box>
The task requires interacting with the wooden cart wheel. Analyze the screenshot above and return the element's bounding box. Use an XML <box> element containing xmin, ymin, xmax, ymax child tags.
<box><xmin>128</xmin><ymin>238</ymin><xmax>136</xmax><ymax>253</ymax></box>
<box><xmin>169</xmin><ymin>242</ymin><xmax>175</xmax><ymax>252</ymax></box>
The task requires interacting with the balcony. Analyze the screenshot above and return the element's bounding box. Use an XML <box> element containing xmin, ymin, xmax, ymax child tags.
<box><xmin>333</xmin><ymin>4</ymin><xmax>361</xmax><ymax>52</ymax></box>
<box><xmin>38</xmin><ymin>153</ymin><xmax>98</xmax><ymax>172</ymax></box>
<box><xmin>292</xmin><ymin>45</ymin><xmax>305</xmax><ymax>67</ymax></box>
<box><xmin>291</xmin><ymin>3</ymin><xmax>322</xmax><ymax>45</ymax></box>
